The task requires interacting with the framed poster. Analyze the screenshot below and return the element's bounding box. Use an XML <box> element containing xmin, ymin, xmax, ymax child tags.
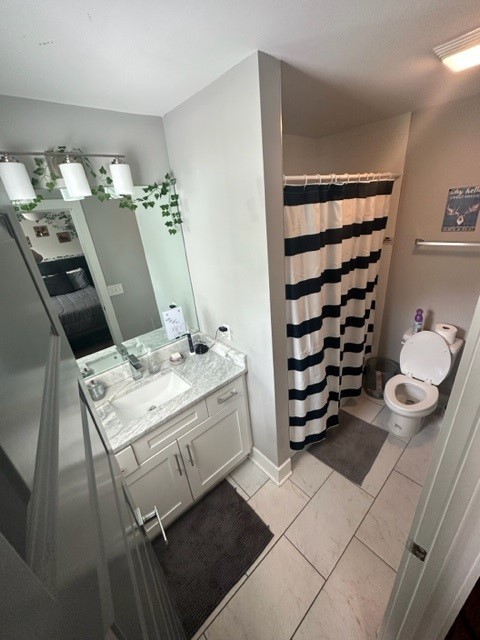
<box><xmin>442</xmin><ymin>186</ymin><xmax>480</xmax><ymax>232</ymax></box>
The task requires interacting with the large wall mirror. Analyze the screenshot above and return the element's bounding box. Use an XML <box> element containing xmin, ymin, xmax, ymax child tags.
<box><xmin>16</xmin><ymin>187</ymin><xmax>199</xmax><ymax>375</ymax></box>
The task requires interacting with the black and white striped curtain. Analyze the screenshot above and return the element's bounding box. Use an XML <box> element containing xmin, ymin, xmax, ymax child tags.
<box><xmin>284</xmin><ymin>180</ymin><xmax>394</xmax><ymax>450</ymax></box>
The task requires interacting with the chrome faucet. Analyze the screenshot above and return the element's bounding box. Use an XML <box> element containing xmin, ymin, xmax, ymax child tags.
<box><xmin>117</xmin><ymin>344</ymin><xmax>144</xmax><ymax>380</ymax></box>
<box><xmin>127</xmin><ymin>354</ymin><xmax>144</xmax><ymax>380</ymax></box>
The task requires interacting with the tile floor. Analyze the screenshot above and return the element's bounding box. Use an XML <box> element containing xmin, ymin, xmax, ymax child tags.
<box><xmin>191</xmin><ymin>391</ymin><xmax>442</xmax><ymax>640</ymax></box>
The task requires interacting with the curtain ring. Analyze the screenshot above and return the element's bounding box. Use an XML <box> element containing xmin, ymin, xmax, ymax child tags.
<box><xmin>303</xmin><ymin>174</ymin><xmax>308</xmax><ymax>188</ymax></box>
<box><xmin>316</xmin><ymin>174</ymin><xmax>321</xmax><ymax>185</ymax></box>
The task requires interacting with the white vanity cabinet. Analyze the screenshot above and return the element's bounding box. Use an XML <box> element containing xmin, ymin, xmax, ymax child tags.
<box><xmin>126</xmin><ymin>441</ymin><xmax>192</xmax><ymax>534</ymax></box>
<box><xmin>178</xmin><ymin>398</ymin><xmax>249</xmax><ymax>499</ymax></box>
<box><xmin>115</xmin><ymin>375</ymin><xmax>252</xmax><ymax>538</ymax></box>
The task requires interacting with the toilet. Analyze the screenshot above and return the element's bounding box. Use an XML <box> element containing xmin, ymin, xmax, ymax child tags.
<box><xmin>384</xmin><ymin>328</ymin><xmax>463</xmax><ymax>438</ymax></box>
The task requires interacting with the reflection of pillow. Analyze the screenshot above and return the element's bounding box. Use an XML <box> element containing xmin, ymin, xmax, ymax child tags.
<box><xmin>42</xmin><ymin>273</ymin><xmax>74</xmax><ymax>296</ymax></box>
<box><xmin>66</xmin><ymin>267</ymin><xmax>91</xmax><ymax>290</ymax></box>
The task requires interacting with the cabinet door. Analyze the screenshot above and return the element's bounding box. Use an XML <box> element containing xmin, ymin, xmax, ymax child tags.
<box><xmin>179</xmin><ymin>399</ymin><xmax>250</xmax><ymax>499</ymax></box>
<box><xmin>127</xmin><ymin>441</ymin><xmax>193</xmax><ymax>536</ymax></box>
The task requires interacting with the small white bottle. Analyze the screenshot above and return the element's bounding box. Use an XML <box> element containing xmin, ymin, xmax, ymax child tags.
<box><xmin>412</xmin><ymin>309</ymin><xmax>424</xmax><ymax>334</ymax></box>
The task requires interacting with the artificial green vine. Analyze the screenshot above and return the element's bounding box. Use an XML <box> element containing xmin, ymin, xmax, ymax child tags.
<box><xmin>118</xmin><ymin>175</ymin><xmax>182</xmax><ymax>235</ymax></box>
<box><xmin>14</xmin><ymin>146</ymin><xmax>183</xmax><ymax>235</ymax></box>
<box><xmin>15</xmin><ymin>209</ymin><xmax>79</xmax><ymax>238</ymax></box>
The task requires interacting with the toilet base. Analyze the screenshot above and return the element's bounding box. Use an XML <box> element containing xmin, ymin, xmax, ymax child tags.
<box><xmin>387</xmin><ymin>411</ymin><xmax>425</xmax><ymax>439</ymax></box>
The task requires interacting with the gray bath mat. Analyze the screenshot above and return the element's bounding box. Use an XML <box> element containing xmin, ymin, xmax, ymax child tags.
<box><xmin>153</xmin><ymin>479</ymin><xmax>273</xmax><ymax>638</ymax></box>
<box><xmin>308</xmin><ymin>409</ymin><xmax>388</xmax><ymax>486</ymax></box>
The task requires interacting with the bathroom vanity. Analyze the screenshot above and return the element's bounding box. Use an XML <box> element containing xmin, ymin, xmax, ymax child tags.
<box><xmin>92</xmin><ymin>340</ymin><xmax>252</xmax><ymax>538</ymax></box>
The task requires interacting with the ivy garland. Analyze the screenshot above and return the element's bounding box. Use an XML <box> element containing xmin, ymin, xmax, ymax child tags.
<box><xmin>15</xmin><ymin>209</ymin><xmax>79</xmax><ymax>238</ymax></box>
<box><xmin>14</xmin><ymin>147</ymin><xmax>183</xmax><ymax>235</ymax></box>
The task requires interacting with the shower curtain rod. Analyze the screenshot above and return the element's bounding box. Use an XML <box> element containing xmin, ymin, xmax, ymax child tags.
<box><xmin>283</xmin><ymin>172</ymin><xmax>401</xmax><ymax>185</ymax></box>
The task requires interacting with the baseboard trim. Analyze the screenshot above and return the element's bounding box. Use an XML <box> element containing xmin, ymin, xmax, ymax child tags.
<box><xmin>249</xmin><ymin>447</ymin><xmax>292</xmax><ymax>486</ymax></box>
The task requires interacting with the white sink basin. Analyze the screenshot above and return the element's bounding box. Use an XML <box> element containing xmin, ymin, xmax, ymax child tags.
<box><xmin>111</xmin><ymin>371</ymin><xmax>191</xmax><ymax>424</ymax></box>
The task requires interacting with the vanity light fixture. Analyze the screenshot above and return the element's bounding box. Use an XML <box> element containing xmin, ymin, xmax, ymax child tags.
<box><xmin>434</xmin><ymin>26</ymin><xmax>480</xmax><ymax>72</ymax></box>
<box><xmin>109</xmin><ymin>157</ymin><xmax>135</xmax><ymax>196</ymax></box>
<box><xmin>58</xmin><ymin>155</ymin><xmax>92</xmax><ymax>198</ymax></box>
<box><xmin>0</xmin><ymin>155</ymin><xmax>36</xmax><ymax>201</ymax></box>
<box><xmin>0</xmin><ymin>149</ymin><xmax>132</xmax><ymax>203</ymax></box>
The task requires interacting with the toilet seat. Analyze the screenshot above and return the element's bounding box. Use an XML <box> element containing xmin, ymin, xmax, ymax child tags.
<box><xmin>384</xmin><ymin>330</ymin><xmax>455</xmax><ymax>438</ymax></box>
<box><xmin>384</xmin><ymin>374</ymin><xmax>439</xmax><ymax>417</ymax></box>
<box><xmin>400</xmin><ymin>331</ymin><xmax>451</xmax><ymax>385</ymax></box>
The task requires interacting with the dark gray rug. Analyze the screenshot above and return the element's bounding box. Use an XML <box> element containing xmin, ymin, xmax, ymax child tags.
<box><xmin>308</xmin><ymin>409</ymin><xmax>388</xmax><ymax>486</ymax></box>
<box><xmin>153</xmin><ymin>480</ymin><xmax>273</xmax><ymax>638</ymax></box>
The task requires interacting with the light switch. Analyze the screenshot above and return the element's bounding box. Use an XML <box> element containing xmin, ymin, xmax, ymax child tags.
<box><xmin>108</xmin><ymin>283</ymin><xmax>124</xmax><ymax>296</ymax></box>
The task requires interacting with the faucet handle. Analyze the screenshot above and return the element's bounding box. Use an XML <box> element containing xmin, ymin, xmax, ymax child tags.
<box><xmin>117</xmin><ymin>344</ymin><xmax>128</xmax><ymax>358</ymax></box>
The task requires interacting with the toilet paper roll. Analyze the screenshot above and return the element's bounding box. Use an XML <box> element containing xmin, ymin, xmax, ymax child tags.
<box><xmin>435</xmin><ymin>323</ymin><xmax>457</xmax><ymax>345</ymax></box>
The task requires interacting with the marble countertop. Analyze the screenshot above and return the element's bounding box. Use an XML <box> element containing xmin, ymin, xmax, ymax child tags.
<box><xmin>95</xmin><ymin>346</ymin><xmax>246</xmax><ymax>454</ymax></box>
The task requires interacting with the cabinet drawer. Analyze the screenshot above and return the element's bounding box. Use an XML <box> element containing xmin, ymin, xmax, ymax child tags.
<box><xmin>115</xmin><ymin>446</ymin><xmax>139</xmax><ymax>477</ymax></box>
<box><xmin>206</xmin><ymin>378</ymin><xmax>245</xmax><ymax>416</ymax></box>
<box><xmin>132</xmin><ymin>400</ymin><xmax>208</xmax><ymax>464</ymax></box>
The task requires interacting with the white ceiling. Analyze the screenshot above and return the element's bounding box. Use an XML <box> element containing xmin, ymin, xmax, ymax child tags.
<box><xmin>1</xmin><ymin>0</ymin><xmax>480</xmax><ymax>137</ymax></box>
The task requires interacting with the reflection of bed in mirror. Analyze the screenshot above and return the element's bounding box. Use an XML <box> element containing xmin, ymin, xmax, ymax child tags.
<box><xmin>37</xmin><ymin>255</ymin><xmax>113</xmax><ymax>356</ymax></box>
<box><xmin>15</xmin><ymin>191</ymin><xmax>199</xmax><ymax>371</ymax></box>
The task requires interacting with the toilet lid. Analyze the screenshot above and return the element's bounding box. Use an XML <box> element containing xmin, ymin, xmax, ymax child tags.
<box><xmin>400</xmin><ymin>331</ymin><xmax>451</xmax><ymax>385</ymax></box>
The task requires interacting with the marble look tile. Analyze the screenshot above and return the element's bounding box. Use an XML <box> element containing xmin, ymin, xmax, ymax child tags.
<box><xmin>205</xmin><ymin>537</ymin><xmax>324</xmax><ymax>640</ymax></box>
<box><xmin>372</xmin><ymin>406</ymin><xmax>410</xmax><ymax>443</ymax></box>
<box><xmin>191</xmin><ymin>575</ymin><xmax>248</xmax><ymax>639</ymax></box>
<box><xmin>248</xmin><ymin>479</ymin><xmax>309</xmax><ymax>537</ymax></box>
<box><xmin>361</xmin><ymin>434</ymin><xmax>406</xmax><ymax>497</ymax></box>
<box><xmin>245</xmin><ymin>536</ymin><xmax>278</xmax><ymax>576</ymax></box>
<box><xmin>230</xmin><ymin>458</ymin><xmax>268</xmax><ymax>497</ymax></box>
<box><xmin>357</xmin><ymin>470</ymin><xmax>422</xmax><ymax>571</ymax></box>
<box><xmin>342</xmin><ymin>395</ymin><xmax>383</xmax><ymax>423</ymax></box>
<box><xmin>286</xmin><ymin>472</ymin><xmax>373</xmax><ymax>578</ymax></box>
<box><xmin>360</xmin><ymin>388</ymin><xmax>385</xmax><ymax>407</ymax></box>
<box><xmin>395</xmin><ymin>419</ymin><xmax>440</xmax><ymax>486</ymax></box>
<box><xmin>291</xmin><ymin>450</ymin><xmax>333</xmax><ymax>497</ymax></box>
<box><xmin>226</xmin><ymin>475</ymin><xmax>250</xmax><ymax>502</ymax></box>
<box><xmin>293</xmin><ymin>537</ymin><xmax>395</xmax><ymax>640</ymax></box>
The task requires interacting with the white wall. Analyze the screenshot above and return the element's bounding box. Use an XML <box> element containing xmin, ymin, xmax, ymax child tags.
<box><xmin>164</xmin><ymin>52</ymin><xmax>289</xmax><ymax>467</ymax></box>
<box><xmin>380</xmin><ymin>94</ymin><xmax>480</xmax><ymax>379</ymax></box>
<box><xmin>258</xmin><ymin>52</ymin><xmax>291</xmax><ymax>466</ymax></box>
<box><xmin>283</xmin><ymin>114</ymin><xmax>412</xmax><ymax>356</ymax></box>
<box><xmin>283</xmin><ymin>134</ymin><xmax>319</xmax><ymax>174</ymax></box>
<box><xmin>0</xmin><ymin>94</ymin><xmax>170</xmax><ymax>183</ymax></box>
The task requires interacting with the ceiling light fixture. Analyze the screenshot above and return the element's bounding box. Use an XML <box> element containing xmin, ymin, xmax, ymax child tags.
<box><xmin>434</xmin><ymin>26</ymin><xmax>480</xmax><ymax>72</ymax></box>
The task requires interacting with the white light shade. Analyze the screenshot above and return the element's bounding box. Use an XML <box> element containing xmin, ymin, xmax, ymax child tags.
<box><xmin>59</xmin><ymin>161</ymin><xmax>92</xmax><ymax>198</ymax></box>
<box><xmin>60</xmin><ymin>188</ymin><xmax>84</xmax><ymax>202</ymax></box>
<box><xmin>0</xmin><ymin>161</ymin><xmax>36</xmax><ymax>200</ymax></box>
<box><xmin>442</xmin><ymin>43</ymin><xmax>480</xmax><ymax>72</ymax></box>
<box><xmin>434</xmin><ymin>27</ymin><xmax>480</xmax><ymax>72</ymax></box>
<box><xmin>110</xmin><ymin>162</ymin><xmax>134</xmax><ymax>196</ymax></box>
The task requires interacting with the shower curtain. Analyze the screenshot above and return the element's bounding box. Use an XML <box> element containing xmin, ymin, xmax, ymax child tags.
<box><xmin>285</xmin><ymin>179</ymin><xmax>394</xmax><ymax>450</ymax></box>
